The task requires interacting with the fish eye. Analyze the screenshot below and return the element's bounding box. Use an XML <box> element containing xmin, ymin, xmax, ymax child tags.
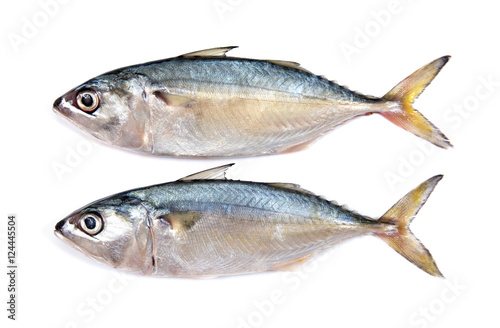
<box><xmin>76</xmin><ymin>90</ymin><xmax>99</xmax><ymax>113</ymax></box>
<box><xmin>79</xmin><ymin>212</ymin><xmax>104</xmax><ymax>236</ymax></box>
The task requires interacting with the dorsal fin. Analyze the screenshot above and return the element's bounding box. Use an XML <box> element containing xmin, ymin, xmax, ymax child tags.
<box><xmin>265</xmin><ymin>60</ymin><xmax>312</xmax><ymax>73</ymax></box>
<box><xmin>180</xmin><ymin>47</ymin><xmax>312</xmax><ymax>74</ymax></box>
<box><xmin>265</xmin><ymin>183</ymin><xmax>316</xmax><ymax>196</ymax></box>
<box><xmin>180</xmin><ymin>46</ymin><xmax>238</xmax><ymax>58</ymax></box>
<box><xmin>178</xmin><ymin>163</ymin><xmax>235</xmax><ymax>181</ymax></box>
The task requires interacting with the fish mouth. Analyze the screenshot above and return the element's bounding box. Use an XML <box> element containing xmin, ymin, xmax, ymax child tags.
<box><xmin>54</xmin><ymin>229</ymin><xmax>67</xmax><ymax>242</ymax></box>
<box><xmin>54</xmin><ymin>227</ymin><xmax>111</xmax><ymax>267</ymax></box>
<box><xmin>54</xmin><ymin>221</ymin><xmax>71</xmax><ymax>244</ymax></box>
<box><xmin>55</xmin><ymin>218</ymin><xmax>65</xmax><ymax>231</ymax></box>
<box><xmin>54</xmin><ymin>225</ymin><xmax>87</xmax><ymax>255</ymax></box>
<box><xmin>54</xmin><ymin>219</ymin><xmax>77</xmax><ymax>247</ymax></box>
<box><xmin>52</xmin><ymin>96</ymin><xmax>71</xmax><ymax>117</ymax></box>
<box><xmin>54</xmin><ymin>228</ymin><xmax>74</xmax><ymax>246</ymax></box>
<box><xmin>52</xmin><ymin>89</ymin><xmax>79</xmax><ymax>118</ymax></box>
<box><xmin>54</xmin><ymin>216</ymin><xmax>107</xmax><ymax>263</ymax></box>
<box><xmin>53</xmin><ymin>96</ymin><xmax>63</xmax><ymax>108</ymax></box>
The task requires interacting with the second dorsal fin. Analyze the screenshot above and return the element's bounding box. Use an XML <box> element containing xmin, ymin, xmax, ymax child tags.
<box><xmin>265</xmin><ymin>60</ymin><xmax>312</xmax><ymax>73</ymax></box>
<box><xmin>265</xmin><ymin>183</ymin><xmax>316</xmax><ymax>196</ymax></box>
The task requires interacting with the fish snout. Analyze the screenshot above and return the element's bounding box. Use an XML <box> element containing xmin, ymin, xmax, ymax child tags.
<box><xmin>52</xmin><ymin>91</ymin><xmax>76</xmax><ymax>115</ymax></box>
<box><xmin>52</xmin><ymin>95</ymin><xmax>68</xmax><ymax>116</ymax></box>
<box><xmin>55</xmin><ymin>219</ymin><xmax>66</xmax><ymax>232</ymax></box>
<box><xmin>53</xmin><ymin>96</ymin><xmax>63</xmax><ymax>109</ymax></box>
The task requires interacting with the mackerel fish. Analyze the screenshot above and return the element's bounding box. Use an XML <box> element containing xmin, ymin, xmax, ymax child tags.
<box><xmin>53</xmin><ymin>47</ymin><xmax>452</xmax><ymax>157</ymax></box>
<box><xmin>55</xmin><ymin>164</ymin><xmax>444</xmax><ymax>278</ymax></box>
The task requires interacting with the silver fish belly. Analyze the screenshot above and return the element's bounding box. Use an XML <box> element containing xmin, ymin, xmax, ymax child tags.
<box><xmin>53</xmin><ymin>47</ymin><xmax>452</xmax><ymax>157</ymax></box>
<box><xmin>55</xmin><ymin>164</ymin><xmax>444</xmax><ymax>278</ymax></box>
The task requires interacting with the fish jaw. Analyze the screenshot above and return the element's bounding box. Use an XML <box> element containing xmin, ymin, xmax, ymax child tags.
<box><xmin>54</xmin><ymin>215</ymin><xmax>112</xmax><ymax>266</ymax></box>
<box><xmin>54</xmin><ymin>224</ymin><xmax>107</xmax><ymax>266</ymax></box>
<box><xmin>52</xmin><ymin>91</ymin><xmax>104</xmax><ymax>140</ymax></box>
<box><xmin>54</xmin><ymin>227</ymin><xmax>80</xmax><ymax>251</ymax></box>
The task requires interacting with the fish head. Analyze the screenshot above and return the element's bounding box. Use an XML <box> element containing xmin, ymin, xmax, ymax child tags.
<box><xmin>55</xmin><ymin>195</ymin><xmax>154</xmax><ymax>274</ymax></box>
<box><xmin>53</xmin><ymin>73</ymin><xmax>150</xmax><ymax>152</ymax></box>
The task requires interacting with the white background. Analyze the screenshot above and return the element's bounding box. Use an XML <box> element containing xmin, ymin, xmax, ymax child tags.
<box><xmin>1</xmin><ymin>0</ymin><xmax>499</xmax><ymax>327</ymax></box>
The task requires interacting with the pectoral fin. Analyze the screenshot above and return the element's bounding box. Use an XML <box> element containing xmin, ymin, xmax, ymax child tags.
<box><xmin>160</xmin><ymin>211</ymin><xmax>201</xmax><ymax>232</ymax></box>
<box><xmin>153</xmin><ymin>91</ymin><xmax>195</xmax><ymax>107</ymax></box>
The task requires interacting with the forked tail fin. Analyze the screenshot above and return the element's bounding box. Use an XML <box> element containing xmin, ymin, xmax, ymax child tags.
<box><xmin>381</xmin><ymin>56</ymin><xmax>452</xmax><ymax>149</ymax></box>
<box><xmin>377</xmin><ymin>175</ymin><xmax>444</xmax><ymax>277</ymax></box>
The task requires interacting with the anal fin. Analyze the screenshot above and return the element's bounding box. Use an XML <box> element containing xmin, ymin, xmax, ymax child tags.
<box><xmin>271</xmin><ymin>254</ymin><xmax>315</xmax><ymax>272</ymax></box>
<box><xmin>278</xmin><ymin>139</ymin><xmax>316</xmax><ymax>154</ymax></box>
